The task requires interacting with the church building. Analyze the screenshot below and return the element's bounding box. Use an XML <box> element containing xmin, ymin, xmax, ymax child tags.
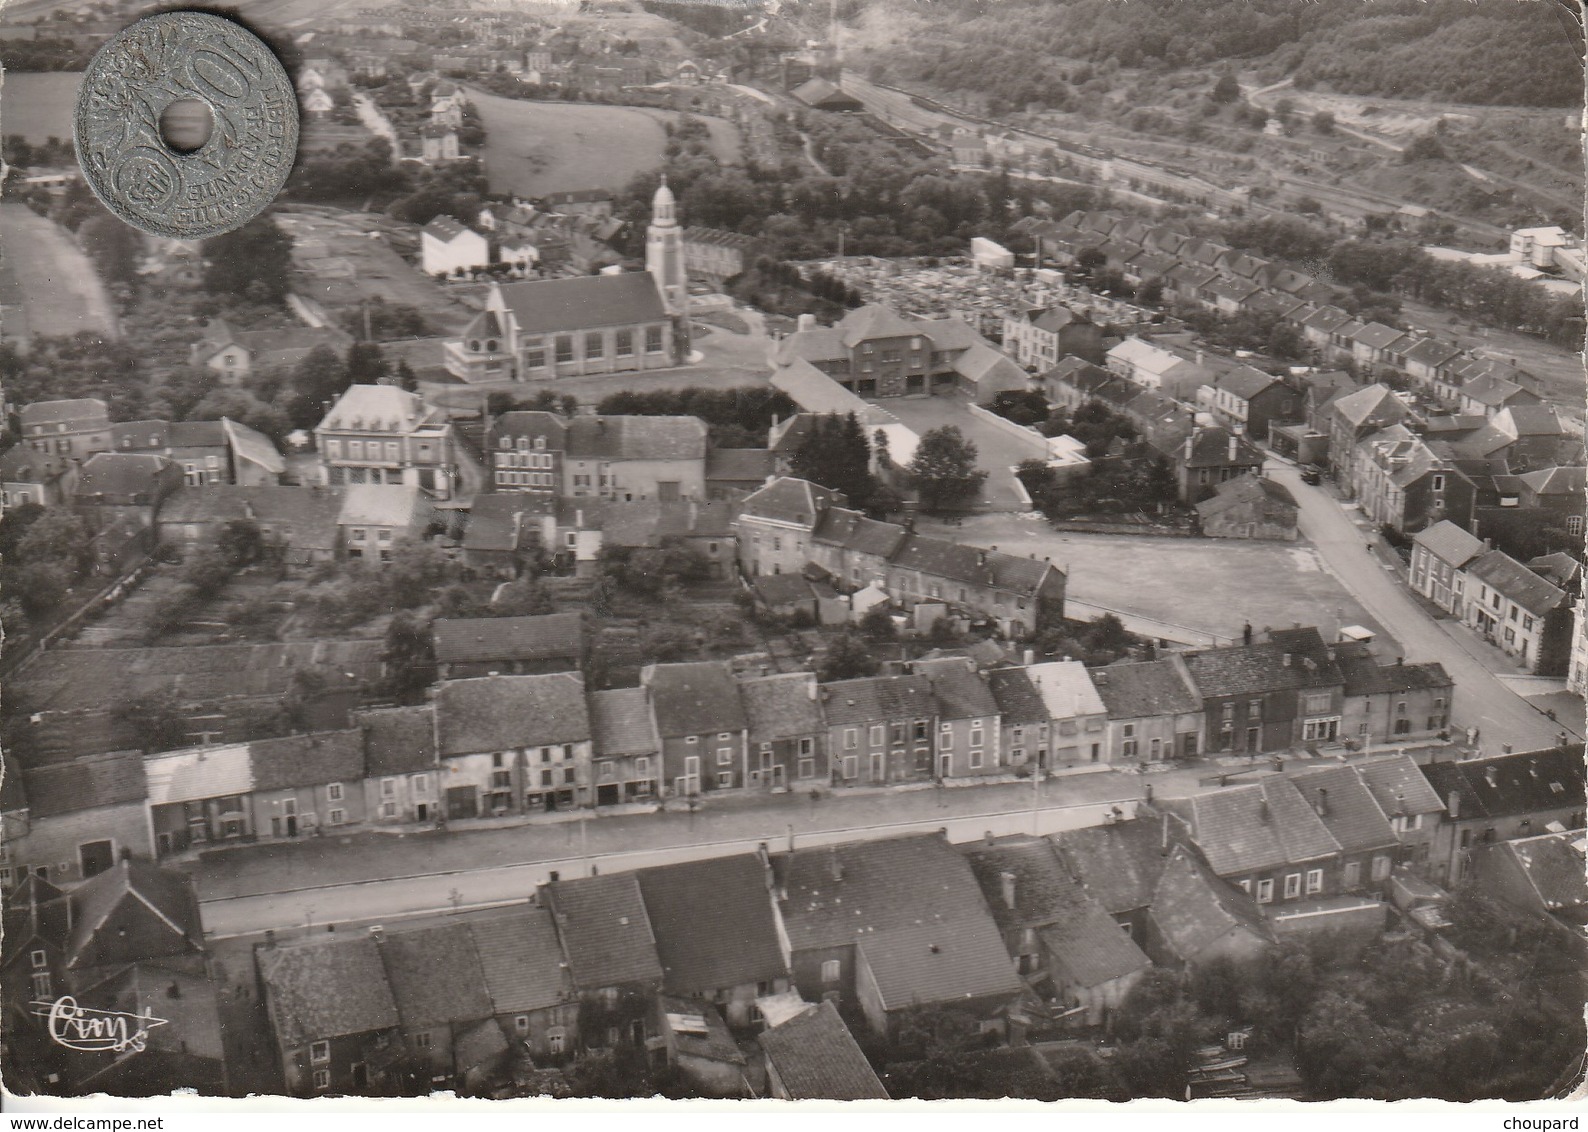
<box><xmin>443</xmin><ymin>182</ymin><xmax>690</xmax><ymax>383</ymax></box>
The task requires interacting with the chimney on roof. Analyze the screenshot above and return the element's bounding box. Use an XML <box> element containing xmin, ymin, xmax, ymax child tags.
<box><xmin>1447</xmin><ymin>790</ymin><xmax>1460</xmax><ymax>819</ymax></box>
<box><xmin>1259</xmin><ymin>797</ymin><xmax>1271</xmax><ymax>823</ymax></box>
<box><xmin>978</xmin><ymin>549</ymin><xmax>988</xmax><ymax>567</ymax></box>
<box><xmin>1315</xmin><ymin>788</ymin><xmax>1329</xmax><ymax>817</ymax></box>
<box><xmin>1160</xmin><ymin>810</ymin><xmax>1170</xmax><ymax>855</ymax></box>
<box><xmin>983</xmin><ymin>830</ymin><xmax>995</xmax><ymax>847</ymax></box>
<box><xmin>1228</xmin><ymin>434</ymin><xmax>1238</xmax><ymax>462</ymax></box>
<box><xmin>549</xmin><ymin>870</ymin><xmax>561</xmax><ymax>883</ymax></box>
<box><xmin>829</xmin><ymin>846</ymin><xmax>843</xmax><ymax>883</ymax></box>
<box><xmin>1184</xmin><ymin>434</ymin><xmax>1195</xmax><ymax>462</ymax></box>
<box><xmin>999</xmin><ymin>871</ymin><xmax>1017</xmax><ymax>910</ymax></box>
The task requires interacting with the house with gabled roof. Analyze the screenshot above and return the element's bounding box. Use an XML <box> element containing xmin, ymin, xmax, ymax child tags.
<box><xmin>1332</xmin><ymin>642</ymin><xmax>1453</xmax><ymax>746</ymax></box>
<box><xmin>589</xmin><ymin>687</ymin><xmax>662</xmax><ymax>807</ymax></box>
<box><xmin>247</xmin><ymin>729</ymin><xmax>367</xmax><ymax>840</ymax></box>
<box><xmin>1200</xmin><ymin>365</ymin><xmax>1303</xmax><ymax>441</ymax></box>
<box><xmin>986</xmin><ymin>666</ymin><xmax>1050</xmax><ymax>771</ymax></box>
<box><xmin>913</xmin><ymin>656</ymin><xmax>1002</xmax><ymax>780</ymax></box>
<box><xmin>819</xmin><ymin>673</ymin><xmax>937</xmax><ymax>787</ymax></box>
<box><xmin>356</xmin><ymin>705</ymin><xmax>440</xmax><ymax>825</ymax></box>
<box><xmin>376</xmin><ymin>921</ymin><xmax>501</xmax><ymax>1084</ymax></box>
<box><xmin>539</xmin><ymin>872</ymin><xmax>663</xmax><ymax>1052</ymax></box>
<box><xmin>145</xmin><ymin>743</ymin><xmax>256</xmax><ymax>857</ymax></box>
<box><xmin>774</xmin><ymin>832</ymin><xmax>1021</xmax><ymax>1037</ymax></box>
<box><xmin>1197</xmin><ymin>474</ymin><xmax>1299</xmax><ymax>542</ymax></box>
<box><xmin>1354</xmin><ymin>428</ymin><xmax>1474</xmax><ymax>535</ymax></box>
<box><xmin>1286</xmin><ymin>763</ymin><xmax>1400</xmax><ymax>897</ymax></box>
<box><xmin>258</xmin><ymin>934</ymin><xmax>402</xmax><ymax>1095</ymax></box>
<box><xmin>1051</xmin><ymin>816</ymin><xmax>1174</xmax><ymax>943</ymax></box>
<box><xmin>759</xmin><ymin>1000</ymin><xmax>889</xmax><ymax>1100</ymax></box>
<box><xmin>443</xmin><ymin>273</ymin><xmax>676</xmax><ymax>383</ymax></box>
<box><xmin>1143</xmin><ymin>845</ymin><xmax>1273</xmax><ymax>969</ymax></box>
<box><xmin>64</xmin><ymin>962</ymin><xmax>227</xmax><ymax>1097</ymax></box>
<box><xmin>465</xmin><ymin>905</ymin><xmax>577</xmax><ymax>1062</ymax></box>
<box><xmin>1354</xmin><ymin>752</ymin><xmax>1447</xmax><ymax>871</ymax></box>
<box><xmin>1350</xmin><ymin>322</ymin><xmax>1414</xmax><ymax>374</ymax></box>
<box><xmin>1162</xmin><ymin>773</ymin><xmax>1357</xmax><ymax>908</ymax></box>
<box><xmin>9</xmin><ymin>751</ymin><xmax>152</xmax><ymax>886</ymax></box>
<box><xmin>739</xmin><ymin>671</ymin><xmax>826</xmax><ymax>792</ymax></box>
<box><xmin>1184</xmin><ymin>626</ymin><xmax>1345</xmax><ymax>754</ymax></box>
<box><xmin>635</xmin><ymin>853</ymin><xmax>791</xmax><ymax>1029</ymax></box>
<box><xmin>315</xmin><ymin>384</ymin><xmax>455</xmax><ymax>500</ymax></box>
<box><xmin>734</xmin><ymin>476</ymin><xmax>846</xmax><ymax>579</ymax></box>
<box><xmin>1402</xmin><ymin>336</ymin><xmax>1464</xmax><ymax>394</ymax></box>
<box><xmin>421</xmin><ymin>214</ymin><xmax>488</xmax><ymax>277</ymax></box>
<box><xmin>156</xmin><ymin>484</ymin><xmax>343</xmax><ymax>568</ymax></box>
<box><xmin>964</xmin><ymin>836</ymin><xmax>1150</xmax><ymax>1026</ymax></box>
<box><xmin>1421</xmin><ymin>747</ymin><xmax>1586</xmax><ymax>884</ymax></box>
<box><xmin>19</xmin><ymin>398</ymin><xmax>112</xmax><ymax>459</ymax></box>
<box><xmin>1410</xmin><ymin>519</ymin><xmax>1488</xmax><ymax>614</ymax></box>
<box><xmin>1041</xmin><ymin>357</ymin><xmax>1120</xmax><ymax>413</ymax></box>
<box><xmin>563</xmin><ymin>415</ymin><xmax>708</xmax><ymax>502</ymax></box>
<box><xmin>641</xmin><ymin>661</ymin><xmax>748</xmax><ymax>797</ymax></box>
<box><xmin>1002</xmin><ymin>304</ymin><xmax>1103</xmax><ymax>369</ymax></box>
<box><xmin>1460</xmin><ymin>548</ymin><xmax>1572</xmax><ymax>672</ymax></box>
<box><xmin>1105</xmin><ymin>337</ymin><xmax>1212</xmax><ymax>401</ymax></box>
<box><xmin>1327</xmin><ymin>383</ymin><xmax>1408</xmax><ymax>483</ymax></box>
<box><xmin>1091</xmin><ymin>656</ymin><xmax>1204</xmax><ymax>763</ymax></box>
<box><xmin>1161</xmin><ymin>426</ymin><xmax>1265</xmax><ymax>505</ymax></box>
<box><xmin>1467</xmin><ymin>831</ymin><xmax>1588</xmax><ymax>941</ymax></box>
<box><xmin>433</xmin><ymin>612</ymin><xmax>586</xmax><ymax>680</ymax></box>
<box><xmin>435</xmin><ymin>673</ymin><xmax>592</xmax><ymax>818</ymax></box>
<box><xmin>1</xmin><ymin>446</ymin><xmax>79</xmax><ymax>508</ymax></box>
<box><xmin>1025</xmin><ymin>660</ymin><xmax>1108</xmax><ymax>765</ymax></box>
<box><xmin>111</xmin><ymin>417</ymin><xmax>283</xmax><ymax>487</ymax></box>
<box><xmin>2</xmin><ymin>859</ymin><xmax>207</xmax><ymax>1034</ymax></box>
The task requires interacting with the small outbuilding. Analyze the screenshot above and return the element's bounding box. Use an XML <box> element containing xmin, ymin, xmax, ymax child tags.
<box><xmin>1196</xmin><ymin>474</ymin><xmax>1298</xmax><ymax>541</ymax></box>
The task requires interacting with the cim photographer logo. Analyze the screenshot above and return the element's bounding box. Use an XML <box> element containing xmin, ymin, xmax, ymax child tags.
<box><xmin>28</xmin><ymin>996</ymin><xmax>169</xmax><ymax>1054</ymax></box>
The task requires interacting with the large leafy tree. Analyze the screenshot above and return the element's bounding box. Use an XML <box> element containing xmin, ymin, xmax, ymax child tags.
<box><xmin>202</xmin><ymin>213</ymin><xmax>293</xmax><ymax>305</ymax></box>
<box><xmin>906</xmin><ymin>425</ymin><xmax>987</xmax><ymax>512</ymax></box>
<box><xmin>789</xmin><ymin>412</ymin><xmax>879</xmax><ymax>509</ymax></box>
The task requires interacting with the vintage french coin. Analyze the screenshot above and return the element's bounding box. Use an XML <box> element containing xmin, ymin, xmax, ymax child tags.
<box><xmin>74</xmin><ymin>11</ymin><xmax>298</xmax><ymax>239</ymax></box>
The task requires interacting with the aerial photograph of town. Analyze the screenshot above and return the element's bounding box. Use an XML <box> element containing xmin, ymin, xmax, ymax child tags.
<box><xmin>0</xmin><ymin>0</ymin><xmax>1584</xmax><ymax>1110</ymax></box>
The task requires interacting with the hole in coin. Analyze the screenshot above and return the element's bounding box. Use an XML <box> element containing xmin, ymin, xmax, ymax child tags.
<box><xmin>159</xmin><ymin>99</ymin><xmax>214</xmax><ymax>154</ymax></box>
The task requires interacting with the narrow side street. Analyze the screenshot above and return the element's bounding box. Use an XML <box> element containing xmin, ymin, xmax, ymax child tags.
<box><xmin>1267</xmin><ymin>462</ymin><xmax>1572</xmax><ymax>749</ymax></box>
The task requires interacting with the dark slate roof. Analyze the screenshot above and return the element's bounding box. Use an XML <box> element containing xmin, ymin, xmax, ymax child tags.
<box><xmin>1466</xmin><ymin>549</ymin><xmax>1568</xmax><ymax>615</ymax></box>
<box><xmin>20</xmin><ymin>751</ymin><xmax>145</xmax><ymax>818</ymax></box>
<box><xmin>490</xmin><ymin>410</ymin><xmax>567</xmax><ymax>447</ymax></box>
<box><xmin>1090</xmin><ymin>658</ymin><xmax>1200</xmax><ymax>719</ymax></box>
<box><xmin>776</xmin><ymin>833</ymin><xmax>993</xmax><ymax>952</ymax></box>
<box><xmin>758</xmin><ymin>1002</ymin><xmax>890</xmax><ymax>1100</ymax></box>
<box><xmin>706</xmin><ymin>447</ymin><xmax>774</xmax><ymax>483</ymax></box>
<box><xmin>1420</xmin><ymin>748</ymin><xmax>1586</xmax><ymax>821</ymax></box>
<box><xmin>466</xmin><ymin>907</ymin><xmax>569</xmax><ymax>1015</ymax></box>
<box><xmin>545</xmin><ymin>873</ymin><xmax>663</xmax><ymax>988</ymax></box>
<box><xmin>636</xmin><ymin>854</ymin><xmax>788</xmax><ymax>996</ymax></box>
<box><xmin>249</xmin><ymin>730</ymin><xmax>365</xmax><ymax>792</ymax></box>
<box><xmin>357</xmin><ymin>705</ymin><xmax>438</xmax><ymax>777</ymax></box>
<box><xmin>566</xmin><ymin>415</ymin><xmax>707</xmax><ymax>462</ymax></box>
<box><xmin>819</xmin><ymin>674</ymin><xmax>935</xmax><ymax>727</ymax></box>
<box><xmin>66</xmin><ymin>859</ymin><xmax>204</xmax><ymax>969</ymax></box>
<box><xmin>739</xmin><ymin>476</ymin><xmax>845</xmax><ymax>526</ymax></box>
<box><xmin>0</xmin><ymin>447</ymin><xmax>73</xmax><ymax>484</ymax></box>
<box><xmin>858</xmin><ymin>917</ymin><xmax>1022</xmax><ymax>1011</ymax></box>
<box><xmin>590</xmin><ymin>687</ymin><xmax>660</xmax><ymax>758</ymax></box>
<box><xmin>433</xmin><ymin>613</ymin><xmax>585</xmax><ymax>665</ymax></box>
<box><xmin>380</xmin><ymin>922</ymin><xmax>494</xmax><ymax>1030</ymax></box>
<box><xmin>985</xmin><ymin>667</ymin><xmax>1048</xmax><ymax>725</ymax></box>
<box><xmin>1355</xmin><ymin>753</ymin><xmax>1446</xmax><ymax>818</ymax></box>
<box><xmin>76</xmin><ymin>453</ymin><xmax>173</xmax><ymax>497</ymax></box>
<box><xmin>1412</xmin><ymin>519</ymin><xmax>1486</xmax><ymax>568</ymax></box>
<box><xmin>1332</xmin><ymin>643</ymin><xmax>1452</xmax><ymax>697</ymax></box>
<box><xmin>435</xmin><ymin>673</ymin><xmax>590</xmax><ymax>756</ymax></box>
<box><xmin>1163</xmin><ymin>777</ymin><xmax>1340</xmax><ymax>876</ymax></box>
<box><xmin>916</xmin><ymin>659</ymin><xmax>999</xmax><ymax>721</ymax></box>
<box><xmin>1148</xmin><ymin>845</ymin><xmax>1271</xmax><ymax>964</ymax></box>
<box><xmin>1504</xmin><ymin>833</ymin><xmax>1587</xmax><ymax>913</ymax></box>
<box><xmin>752</xmin><ymin>572</ymin><xmax>819</xmax><ymax>606</ymax></box>
<box><xmin>1173</xmin><ymin>427</ymin><xmax>1263</xmax><ymax>469</ymax></box>
<box><xmin>260</xmin><ymin>937</ymin><xmax>399</xmax><ymax>1047</ymax></box>
<box><xmin>643</xmin><ymin>661</ymin><xmax>747</xmax><ymax>738</ymax></box>
<box><xmin>658</xmin><ymin>995</ymin><xmax>744</xmax><ymax>1065</ymax></box>
<box><xmin>1051</xmin><ymin>818</ymin><xmax>1172</xmax><ymax>916</ymax></box>
<box><xmin>1185</xmin><ymin>643</ymin><xmax>1331</xmax><ymax>699</ymax></box>
<box><xmin>1287</xmin><ymin>764</ymin><xmax>1398</xmax><ymax>854</ymax></box>
<box><xmin>888</xmin><ymin>533</ymin><xmax>1053</xmax><ymax>597</ymax></box>
<box><xmin>1038</xmin><ymin>910</ymin><xmax>1150</xmax><ymax>990</ymax></box>
<box><xmin>495</xmin><ymin>273</ymin><xmax>666</xmax><ymax>335</ymax></box>
<box><xmin>811</xmin><ymin>506</ymin><xmax>908</xmax><ymax>559</ymax></box>
<box><xmin>739</xmin><ymin>673</ymin><xmax>823</xmax><ymax>743</ymax></box>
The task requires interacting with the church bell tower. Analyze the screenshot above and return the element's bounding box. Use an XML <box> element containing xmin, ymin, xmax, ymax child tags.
<box><xmin>646</xmin><ymin>176</ymin><xmax>690</xmax><ymax>361</ymax></box>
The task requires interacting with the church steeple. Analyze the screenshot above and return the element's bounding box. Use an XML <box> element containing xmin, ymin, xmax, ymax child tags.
<box><xmin>646</xmin><ymin>173</ymin><xmax>689</xmax><ymax>360</ymax></box>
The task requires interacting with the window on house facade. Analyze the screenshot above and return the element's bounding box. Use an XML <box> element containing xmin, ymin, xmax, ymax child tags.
<box><xmin>798</xmin><ymin>758</ymin><xmax>816</xmax><ymax>779</ymax></box>
<box><xmin>414</xmin><ymin>1032</ymin><xmax>432</xmax><ymax>1050</ymax></box>
<box><xmin>328</xmin><ymin>808</ymin><xmax>346</xmax><ymax>825</ymax></box>
<box><xmin>313</xmin><ymin>1069</ymin><xmax>330</xmax><ymax>1091</ymax></box>
<box><xmin>555</xmin><ymin>336</ymin><xmax>574</xmax><ymax>363</ymax></box>
<box><xmin>869</xmin><ymin>724</ymin><xmax>885</xmax><ymax>747</ymax></box>
<box><xmin>1283</xmin><ymin>873</ymin><xmax>1302</xmax><ymax>899</ymax></box>
<box><xmin>1306</xmin><ymin>868</ymin><xmax>1323</xmax><ymax>894</ymax></box>
<box><xmin>645</xmin><ymin>326</ymin><xmax>664</xmax><ymax>353</ymax></box>
<box><xmin>30</xmin><ymin>949</ymin><xmax>47</xmax><ymax>969</ymax></box>
<box><xmin>1256</xmin><ymin>879</ymin><xmax>1274</xmax><ymax>904</ymax></box>
<box><xmin>717</xmin><ymin>747</ymin><xmax>734</xmax><ymax>766</ymax></box>
<box><xmin>821</xmin><ymin>959</ymin><xmax>841</xmax><ymax>984</ymax></box>
<box><xmin>311</xmin><ymin>1041</ymin><xmax>330</xmax><ymax>1064</ymax></box>
<box><xmin>31</xmin><ymin>971</ymin><xmax>52</xmax><ymax>1000</ymax></box>
<box><xmin>327</xmin><ymin>782</ymin><xmax>343</xmax><ymax>803</ymax></box>
<box><xmin>844</xmin><ymin>728</ymin><xmax>858</xmax><ymax>749</ymax></box>
<box><xmin>381</xmin><ymin>778</ymin><xmax>396</xmax><ymax>798</ymax></box>
<box><xmin>1371</xmin><ymin>855</ymin><xmax>1391</xmax><ymax>881</ymax></box>
<box><xmin>615</xmin><ymin>330</ymin><xmax>634</xmax><ymax>357</ymax></box>
<box><xmin>585</xmin><ymin>332</ymin><xmax>604</xmax><ymax>358</ymax></box>
<box><xmin>716</xmin><ymin>771</ymin><xmax>734</xmax><ymax>788</ymax></box>
<box><xmin>514</xmin><ymin>1015</ymin><xmax>530</xmax><ymax>1035</ymax></box>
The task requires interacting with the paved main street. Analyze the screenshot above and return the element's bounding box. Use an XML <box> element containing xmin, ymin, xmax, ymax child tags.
<box><xmin>193</xmin><ymin>771</ymin><xmax>1145</xmax><ymax>938</ymax></box>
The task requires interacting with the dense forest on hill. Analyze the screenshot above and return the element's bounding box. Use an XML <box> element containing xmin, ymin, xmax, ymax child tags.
<box><xmin>861</xmin><ymin>0</ymin><xmax>1584</xmax><ymax>108</ymax></box>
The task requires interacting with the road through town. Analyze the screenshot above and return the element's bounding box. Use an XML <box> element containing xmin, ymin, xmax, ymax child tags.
<box><xmin>197</xmin><ymin>787</ymin><xmax>1141</xmax><ymax>938</ymax></box>
<box><xmin>1267</xmin><ymin>461</ymin><xmax>1571</xmax><ymax>750</ymax></box>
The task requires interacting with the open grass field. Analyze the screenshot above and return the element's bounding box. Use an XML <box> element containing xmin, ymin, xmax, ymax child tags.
<box><xmin>465</xmin><ymin>88</ymin><xmax>741</xmax><ymax>198</ymax></box>
<box><xmin>0</xmin><ymin>202</ymin><xmax>120</xmax><ymax>345</ymax></box>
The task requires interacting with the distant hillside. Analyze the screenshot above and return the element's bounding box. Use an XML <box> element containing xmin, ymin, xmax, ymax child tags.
<box><xmin>856</xmin><ymin>0</ymin><xmax>1584</xmax><ymax>109</ymax></box>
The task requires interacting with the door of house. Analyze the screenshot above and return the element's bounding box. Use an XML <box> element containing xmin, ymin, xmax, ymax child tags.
<box><xmin>771</xmin><ymin>765</ymin><xmax>785</xmax><ymax>788</ymax></box>
<box><xmin>416</xmin><ymin>802</ymin><xmax>430</xmax><ymax>823</ymax></box>
<box><xmin>675</xmin><ymin>756</ymin><xmax>700</xmax><ymax>798</ymax></box>
<box><xmin>78</xmin><ymin>840</ymin><xmax>113</xmax><ymax>879</ymax></box>
<box><xmin>446</xmin><ymin>786</ymin><xmax>479</xmax><ymax>821</ymax></box>
<box><xmin>283</xmin><ymin>798</ymin><xmax>298</xmax><ymax>838</ymax></box>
